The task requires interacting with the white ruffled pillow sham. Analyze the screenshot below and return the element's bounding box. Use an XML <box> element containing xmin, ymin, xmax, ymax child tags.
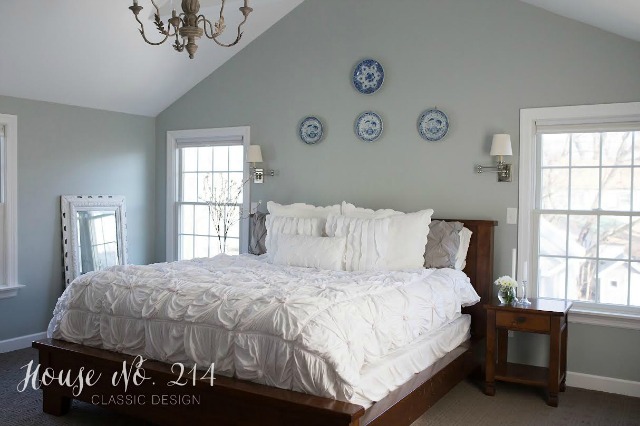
<box><xmin>265</xmin><ymin>215</ymin><xmax>323</xmax><ymax>261</ymax></box>
<box><xmin>267</xmin><ymin>201</ymin><xmax>341</xmax><ymax>219</ymax></box>
<box><xmin>341</xmin><ymin>202</ymin><xmax>434</xmax><ymax>270</ymax></box>
<box><xmin>325</xmin><ymin>215</ymin><xmax>391</xmax><ymax>271</ymax></box>
<box><xmin>272</xmin><ymin>234</ymin><xmax>347</xmax><ymax>271</ymax></box>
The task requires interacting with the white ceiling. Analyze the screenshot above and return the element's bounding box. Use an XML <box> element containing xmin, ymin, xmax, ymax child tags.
<box><xmin>520</xmin><ymin>0</ymin><xmax>640</xmax><ymax>43</ymax></box>
<box><xmin>0</xmin><ymin>1</ymin><xmax>637</xmax><ymax>117</ymax></box>
<box><xmin>0</xmin><ymin>0</ymin><xmax>303</xmax><ymax>117</ymax></box>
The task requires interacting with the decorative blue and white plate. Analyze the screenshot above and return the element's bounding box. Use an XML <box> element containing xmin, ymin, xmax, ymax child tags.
<box><xmin>418</xmin><ymin>109</ymin><xmax>449</xmax><ymax>141</ymax></box>
<box><xmin>355</xmin><ymin>111</ymin><xmax>383</xmax><ymax>142</ymax></box>
<box><xmin>352</xmin><ymin>59</ymin><xmax>384</xmax><ymax>95</ymax></box>
<box><xmin>299</xmin><ymin>116</ymin><xmax>324</xmax><ymax>144</ymax></box>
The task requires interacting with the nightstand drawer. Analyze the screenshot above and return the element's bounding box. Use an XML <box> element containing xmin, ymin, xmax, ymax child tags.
<box><xmin>496</xmin><ymin>311</ymin><xmax>550</xmax><ymax>332</ymax></box>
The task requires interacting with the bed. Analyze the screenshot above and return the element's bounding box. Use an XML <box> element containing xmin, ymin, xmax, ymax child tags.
<box><xmin>33</xmin><ymin>218</ymin><xmax>495</xmax><ymax>426</ymax></box>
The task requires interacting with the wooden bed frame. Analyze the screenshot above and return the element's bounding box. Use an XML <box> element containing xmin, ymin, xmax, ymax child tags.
<box><xmin>33</xmin><ymin>219</ymin><xmax>496</xmax><ymax>426</ymax></box>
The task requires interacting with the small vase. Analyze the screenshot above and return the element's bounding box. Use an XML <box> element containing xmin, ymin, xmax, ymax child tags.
<box><xmin>498</xmin><ymin>286</ymin><xmax>516</xmax><ymax>305</ymax></box>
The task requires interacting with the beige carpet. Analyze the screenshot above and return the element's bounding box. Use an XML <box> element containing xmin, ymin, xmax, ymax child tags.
<box><xmin>1</xmin><ymin>348</ymin><xmax>638</xmax><ymax>425</ymax></box>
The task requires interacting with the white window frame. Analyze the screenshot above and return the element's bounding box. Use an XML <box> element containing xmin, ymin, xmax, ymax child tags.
<box><xmin>0</xmin><ymin>114</ymin><xmax>22</xmax><ymax>298</ymax></box>
<box><xmin>519</xmin><ymin>102</ymin><xmax>640</xmax><ymax>329</ymax></box>
<box><xmin>166</xmin><ymin>127</ymin><xmax>251</xmax><ymax>262</ymax></box>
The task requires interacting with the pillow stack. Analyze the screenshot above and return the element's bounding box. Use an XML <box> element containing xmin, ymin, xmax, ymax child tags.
<box><xmin>261</xmin><ymin>200</ymin><xmax>473</xmax><ymax>272</ymax></box>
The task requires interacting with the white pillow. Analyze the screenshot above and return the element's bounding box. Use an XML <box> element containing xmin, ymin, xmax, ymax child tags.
<box><xmin>341</xmin><ymin>202</ymin><xmax>434</xmax><ymax>270</ymax></box>
<box><xmin>455</xmin><ymin>227</ymin><xmax>473</xmax><ymax>270</ymax></box>
<box><xmin>272</xmin><ymin>234</ymin><xmax>346</xmax><ymax>271</ymax></box>
<box><xmin>341</xmin><ymin>201</ymin><xmax>399</xmax><ymax>218</ymax></box>
<box><xmin>268</xmin><ymin>201</ymin><xmax>341</xmax><ymax>218</ymax></box>
<box><xmin>265</xmin><ymin>215</ymin><xmax>323</xmax><ymax>260</ymax></box>
<box><xmin>326</xmin><ymin>215</ymin><xmax>391</xmax><ymax>271</ymax></box>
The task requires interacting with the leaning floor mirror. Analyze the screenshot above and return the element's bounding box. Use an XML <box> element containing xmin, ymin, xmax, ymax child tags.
<box><xmin>61</xmin><ymin>195</ymin><xmax>128</xmax><ymax>286</ymax></box>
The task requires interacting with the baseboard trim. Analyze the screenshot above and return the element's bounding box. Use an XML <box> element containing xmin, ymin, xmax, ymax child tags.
<box><xmin>567</xmin><ymin>371</ymin><xmax>640</xmax><ymax>398</ymax></box>
<box><xmin>0</xmin><ymin>331</ymin><xmax>47</xmax><ymax>353</ymax></box>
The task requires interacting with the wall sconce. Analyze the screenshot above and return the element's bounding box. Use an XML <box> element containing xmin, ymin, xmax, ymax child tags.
<box><xmin>247</xmin><ymin>145</ymin><xmax>264</xmax><ymax>183</ymax></box>
<box><xmin>246</xmin><ymin>145</ymin><xmax>276</xmax><ymax>184</ymax></box>
<box><xmin>476</xmin><ymin>134</ymin><xmax>513</xmax><ymax>182</ymax></box>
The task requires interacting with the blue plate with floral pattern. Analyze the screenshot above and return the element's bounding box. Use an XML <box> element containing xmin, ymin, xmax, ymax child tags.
<box><xmin>299</xmin><ymin>117</ymin><xmax>324</xmax><ymax>144</ymax></box>
<box><xmin>418</xmin><ymin>109</ymin><xmax>449</xmax><ymax>141</ymax></box>
<box><xmin>352</xmin><ymin>59</ymin><xmax>384</xmax><ymax>95</ymax></box>
<box><xmin>355</xmin><ymin>111</ymin><xmax>383</xmax><ymax>142</ymax></box>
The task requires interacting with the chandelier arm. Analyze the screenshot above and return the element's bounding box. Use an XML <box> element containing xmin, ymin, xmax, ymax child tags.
<box><xmin>201</xmin><ymin>17</ymin><xmax>224</xmax><ymax>39</ymax></box>
<box><xmin>211</xmin><ymin>15</ymin><xmax>248</xmax><ymax>47</ymax></box>
<box><xmin>133</xmin><ymin>13</ymin><xmax>170</xmax><ymax>46</ymax></box>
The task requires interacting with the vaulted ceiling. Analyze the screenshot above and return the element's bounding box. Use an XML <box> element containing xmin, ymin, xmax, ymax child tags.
<box><xmin>0</xmin><ymin>0</ymin><xmax>304</xmax><ymax>117</ymax></box>
<box><xmin>0</xmin><ymin>1</ymin><xmax>637</xmax><ymax>117</ymax></box>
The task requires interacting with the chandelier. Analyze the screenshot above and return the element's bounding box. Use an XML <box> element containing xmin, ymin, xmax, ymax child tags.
<box><xmin>129</xmin><ymin>0</ymin><xmax>253</xmax><ymax>59</ymax></box>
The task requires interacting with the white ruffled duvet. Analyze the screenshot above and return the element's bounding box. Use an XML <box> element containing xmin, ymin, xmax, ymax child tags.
<box><xmin>48</xmin><ymin>254</ymin><xmax>479</xmax><ymax>404</ymax></box>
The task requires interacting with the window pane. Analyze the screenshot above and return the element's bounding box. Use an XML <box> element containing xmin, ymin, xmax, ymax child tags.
<box><xmin>194</xmin><ymin>236</ymin><xmax>209</xmax><ymax>258</ymax></box>
<box><xmin>227</xmin><ymin>206</ymin><xmax>241</xmax><ymax>239</ymax></box>
<box><xmin>570</xmin><ymin>168</ymin><xmax>599</xmax><ymax>210</ymax></box>
<box><xmin>540</xmin><ymin>169</ymin><xmax>569</xmax><ymax>210</ymax></box>
<box><xmin>598</xmin><ymin>261</ymin><xmax>628</xmax><ymax>305</ymax></box>
<box><xmin>631</xmin><ymin>263</ymin><xmax>640</xmax><ymax>307</ymax></box>
<box><xmin>633</xmin><ymin>170</ymin><xmax>640</xmax><ymax>212</ymax></box>
<box><xmin>197</xmin><ymin>172</ymin><xmax>213</xmax><ymax>202</ymax></box>
<box><xmin>213</xmin><ymin>146</ymin><xmax>229</xmax><ymax>171</ymax></box>
<box><xmin>539</xmin><ymin>215</ymin><xmax>567</xmax><ymax>256</ymax></box>
<box><xmin>567</xmin><ymin>258</ymin><xmax>596</xmax><ymax>302</ymax></box>
<box><xmin>182</xmin><ymin>172</ymin><xmax>197</xmax><ymax>202</ymax></box>
<box><xmin>229</xmin><ymin>172</ymin><xmax>245</xmax><ymax>203</ymax></box>
<box><xmin>599</xmin><ymin>215</ymin><xmax>630</xmax><ymax>260</ymax></box>
<box><xmin>194</xmin><ymin>205</ymin><xmax>210</xmax><ymax>236</ymax></box>
<box><xmin>229</xmin><ymin>145</ymin><xmax>244</xmax><ymax>171</ymax></box>
<box><xmin>198</xmin><ymin>146</ymin><xmax>213</xmax><ymax>172</ymax></box>
<box><xmin>538</xmin><ymin>256</ymin><xmax>566</xmax><ymax>299</ymax></box>
<box><xmin>601</xmin><ymin>168</ymin><xmax>631</xmax><ymax>211</ymax></box>
<box><xmin>209</xmin><ymin>237</ymin><xmax>222</xmax><ymax>256</ymax></box>
<box><xmin>571</xmin><ymin>133</ymin><xmax>600</xmax><ymax>166</ymax></box>
<box><xmin>631</xmin><ymin>219</ymin><xmax>640</xmax><ymax>261</ymax></box>
<box><xmin>541</xmin><ymin>134</ymin><xmax>570</xmax><ymax>167</ymax></box>
<box><xmin>635</xmin><ymin>132</ymin><xmax>640</xmax><ymax>165</ymax></box>
<box><xmin>568</xmin><ymin>215</ymin><xmax>597</xmax><ymax>257</ymax></box>
<box><xmin>226</xmin><ymin>238</ymin><xmax>240</xmax><ymax>255</ymax></box>
<box><xmin>602</xmin><ymin>132</ymin><xmax>632</xmax><ymax>166</ymax></box>
<box><xmin>182</xmin><ymin>147</ymin><xmax>198</xmax><ymax>172</ymax></box>
<box><xmin>180</xmin><ymin>204</ymin><xmax>194</xmax><ymax>234</ymax></box>
<box><xmin>180</xmin><ymin>235</ymin><xmax>194</xmax><ymax>260</ymax></box>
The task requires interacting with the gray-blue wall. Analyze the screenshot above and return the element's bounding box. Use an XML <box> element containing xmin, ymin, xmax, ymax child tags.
<box><xmin>0</xmin><ymin>95</ymin><xmax>156</xmax><ymax>340</ymax></box>
<box><xmin>155</xmin><ymin>0</ymin><xmax>640</xmax><ymax>381</ymax></box>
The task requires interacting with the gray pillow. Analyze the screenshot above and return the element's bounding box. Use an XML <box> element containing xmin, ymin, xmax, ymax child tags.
<box><xmin>249</xmin><ymin>212</ymin><xmax>267</xmax><ymax>255</ymax></box>
<box><xmin>424</xmin><ymin>220</ymin><xmax>464</xmax><ymax>268</ymax></box>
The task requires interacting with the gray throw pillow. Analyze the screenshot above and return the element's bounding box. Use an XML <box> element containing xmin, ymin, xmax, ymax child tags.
<box><xmin>424</xmin><ymin>220</ymin><xmax>464</xmax><ymax>268</ymax></box>
<box><xmin>249</xmin><ymin>212</ymin><xmax>268</xmax><ymax>255</ymax></box>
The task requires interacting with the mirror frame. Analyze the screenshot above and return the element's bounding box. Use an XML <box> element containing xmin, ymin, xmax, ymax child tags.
<box><xmin>61</xmin><ymin>195</ymin><xmax>128</xmax><ymax>286</ymax></box>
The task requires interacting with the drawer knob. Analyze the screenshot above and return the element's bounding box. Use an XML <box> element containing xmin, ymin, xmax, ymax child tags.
<box><xmin>516</xmin><ymin>317</ymin><xmax>526</xmax><ymax>323</ymax></box>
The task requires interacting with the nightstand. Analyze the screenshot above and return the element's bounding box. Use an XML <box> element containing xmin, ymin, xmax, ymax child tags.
<box><xmin>484</xmin><ymin>298</ymin><xmax>572</xmax><ymax>407</ymax></box>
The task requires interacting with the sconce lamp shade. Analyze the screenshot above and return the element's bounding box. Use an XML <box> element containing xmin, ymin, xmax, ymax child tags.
<box><xmin>490</xmin><ymin>134</ymin><xmax>513</xmax><ymax>157</ymax></box>
<box><xmin>247</xmin><ymin>145</ymin><xmax>263</xmax><ymax>163</ymax></box>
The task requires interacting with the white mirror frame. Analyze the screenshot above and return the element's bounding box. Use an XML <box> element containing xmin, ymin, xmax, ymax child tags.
<box><xmin>61</xmin><ymin>195</ymin><xmax>128</xmax><ymax>287</ymax></box>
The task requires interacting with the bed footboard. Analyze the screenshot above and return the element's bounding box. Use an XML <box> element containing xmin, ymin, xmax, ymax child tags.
<box><xmin>33</xmin><ymin>339</ymin><xmax>365</xmax><ymax>426</ymax></box>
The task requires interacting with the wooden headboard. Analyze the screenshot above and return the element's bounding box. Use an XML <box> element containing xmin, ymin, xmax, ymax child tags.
<box><xmin>439</xmin><ymin>219</ymin><xmax>497</xmax><ymax>340</ymax></box>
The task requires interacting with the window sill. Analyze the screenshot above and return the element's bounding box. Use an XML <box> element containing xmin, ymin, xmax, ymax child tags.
<box><xmin>569</xmin><ymin>303</ymin><xmax>640</xmax><ymax>330</ymax></box>
<box><xmin>0</xmin><ymin>284</ymin><xmax>25</xmax><ymax>299</ymax></box>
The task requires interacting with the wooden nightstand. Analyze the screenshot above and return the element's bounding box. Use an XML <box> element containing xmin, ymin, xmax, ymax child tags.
<box><xmin>484</xmin><ymin>298</ymin><xmax>572</xmax><ymax>407</ymax></box>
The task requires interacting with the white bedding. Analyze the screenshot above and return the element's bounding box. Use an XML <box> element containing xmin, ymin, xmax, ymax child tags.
<box><xmin>48</xmin><ymin>254</ymin><xmax>479</xmax><ymax>404</ymax></box>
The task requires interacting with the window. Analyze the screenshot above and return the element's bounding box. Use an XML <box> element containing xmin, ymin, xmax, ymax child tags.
<box><xmin>166</xmin><ymin>127</ymin><xmax>251</xmax><ymax>262</ymax></box>
<box><xmin>520</xmin><ymin>103</ymin><xmax>640</xmax><ymax>324</ymax></box>
<box><xmin>0</xmin><ymin>114</ymin><xmax>21</xmax><ymax>299</ymax></box>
